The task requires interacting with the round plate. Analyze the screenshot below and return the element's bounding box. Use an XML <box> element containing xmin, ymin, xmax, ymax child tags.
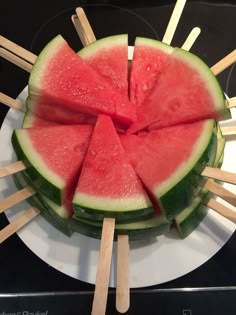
<box><xmin>0</xmin><ymin>88</ymin><xmax>236</xmax><ymax>288</ymax></box>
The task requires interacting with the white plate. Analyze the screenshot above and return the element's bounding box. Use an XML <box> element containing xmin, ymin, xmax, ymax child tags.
<box><xmin>0</xmin><ymin>88</ymin><xmax>236</xmax><ymax>288</ymax></box>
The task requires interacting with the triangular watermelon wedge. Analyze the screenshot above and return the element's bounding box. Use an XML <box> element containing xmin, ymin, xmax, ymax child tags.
<box><xmin>12</xmin><ymin>125</ymin><xmax>93</xmax><ymax>206</ymax></box>
<box><xmin>28</xmin><ymin>35</ymin><xmax>136</xmax><ymax>127</ymax></box>
<box><xmin>73</xmin><ymin>115</ymin><xmax>153</xmax><ymax>221</ymax></box>
<box><xmin>128</xmin><ymin>47</ymin><xmax>230</xmax><ymax>134</ymax></box>
<box><xmin>78</xmin><ymin>34</ymin><xmax>129</xmax><ymax>98</ymax></box>
<box><xmin>129</xmin><ymin>37</ymin><xmax>173</xmax><ymax>106</ymax></box>
<box><xmin>121</xmin><ymin>119</ymin><xmax>217</xmax><ymax>220</ymax></box>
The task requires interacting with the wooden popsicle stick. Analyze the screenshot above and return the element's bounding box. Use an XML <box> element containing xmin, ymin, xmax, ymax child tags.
<box><xmin>0</xmin><ymin>161</ymin><xmax>26</xmax><ymax>179</ymax></box>
<box><xmin>116</xmin><ymin>234</ymin><xmax>130</xmax><ymax>314</ymax></box>
<box><xmin>91</xmin><ymin>218</ymin><xmax>115</xmax><ymax>315</ymax></box>
<box><xmin>211</xmin><ymin>49</ymin><xmax>236</xmax><ymax>76</ymax></box>
<box><xmin>73</xmin><ymin>7</ymin><xmax>96</xmax><ymax>46</ymax></box>
<box><xmin>202</xmin><ymin>166</ymin><xmax>236</xmax><ymax>185</ymax></box>
<box><xmin>0</xmin><ymin>92</ymin><xmax>26</xmax><ymax>112</ymax></box>
<box><xmin>226</xmin><ymin>97</ymin><xmax>236</xmax><ymax>108</ymax></box>
<box><xmin>206</xmin><ymin>198</ymin><xmax>236</xmax><ymax>223</ymax></box>
<box><xmin>0</xmin><ymin>186</ymin><xmax>35</xmax><ymax>213</ymax></box>
<box><xmin>162</xmin><ymin>0</ymin><xmax>187</xmax><ymax>45</ymax></box>
<box><xmin>0</xmin><ymin>35</ymin><xmax>37</xmax><ymax>64</ymax></box>
<box><xmin>181</xmin><ymin>27</ymin><xmax>201</xmax><ymax>51</ymax></box>
<box><xmin>221</xmin><ymin>126</ymin><xmax>236</xmax><ymax>136</ymax></box>
<box><xmin>0</xmin><ymin>207</ymin><xmax>40</xmax><ymax>244</ymax></box>
<box><xmin>0</xmin><ymin>47</ymin><xmax>32</xmax><ymax>72</ymax></box>
<box><xmin>204</xmin><ymin>179</ymin><xmax>236</xmax><ymax>207</ymax></box>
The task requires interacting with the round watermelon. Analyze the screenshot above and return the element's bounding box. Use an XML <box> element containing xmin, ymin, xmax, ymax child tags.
<box><xmin>11</xmin><ymin>34</ymin><xmax>229</xmax><ymax>240</ymax></box>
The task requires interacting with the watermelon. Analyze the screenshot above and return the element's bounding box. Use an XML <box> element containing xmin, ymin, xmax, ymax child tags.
<box><xmin>11</xmin><ymin>125</ymin><xmax>93</xmax><ymax>206</ymax></box>
<box><xmin>129</xmin><ymin>37</ymin><xmax>173</xmax><ymax>106</ymax></box>
<box><xmin>128</xmin><ymin>47</ymin><xmax>230</xmax><ymax>134</ymax></box>
<box><xmin>13</xmin><ymin>171</ymin><xmax>73</xmax><ymax>236</ymax></box>
<box><xmin>78</xmin><ymin>34</ymin><xmax>129</xmax><ymax>98</ymax></box>
<box><xmin>71</xmin><ymin>214</ymin><xmax>170</xmax><ymax>241</ymax></box>
<box><xmin>120</xmin><ymin>119</ymin><xmax>217</xmax><ymax>220</ymax></box>
<box><xmin>28</xmin><ymin>35</ymin><xmax>136</xmax><ymax>127</ymax></box>
<box><xmin>175</xmin><ymin>128</ymin><xmax>225</xmax><ymax>238</ymax></box>
<box><xmin>22</xmin><ymin>109</ymin><xmax>60</xmax><ymax>128</ymax></box>
<box><xmin>73</xmin><ymin>114</ymin><xmax>153</xmax><ymax>221</ymax></box>
<box><xmin>26</xmin><ymin>96</ymin><xmax>97</xmax><ymax>126</ymax></box>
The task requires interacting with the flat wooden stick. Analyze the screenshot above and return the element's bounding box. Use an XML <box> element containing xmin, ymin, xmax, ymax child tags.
<box><xmin>0</xmin><ymin>47</ymin><xmax>32</xmax><ymax>72</ymax></box>
<box><xmin>0</xmin><ymin>186</ymin><xmax>35</xmax><ymax>213</ymax></box>
<box><xmin>116</xmin><ymin>234</ymin><xmax>130</xmax><ymax>314</ymax></box>
<box><xmin>0</xmin><ymin>161</ymin><xmax>26</xmax><ymax>179</ymax></box>
<box><xmin>202</xmin><ymin>166</ymin><xmax>236</xmax><ymax>185</ymax></box>
<box><xmin>206</xmin><ymin>198</ymin><xmax>236</xmax><ymax>223</ymax></box>
<box><xmin>91</xmin><ymin>218</ymin><xmax>115</xmax><ymax>315</ymax></box>
<box><xmin>204</xmin><ymin>179</ymin><xmax>236</xmax><ymax>207</ymax></box>
<box><xmin>226</xmin><ymin>97</ymin><xmax>236</xmax><ymax>108</ymax></box>
<box><xmin>211</xmin><ymin>49</ymin><xmax>236</xmax><ymax>76</ymax></box>
<box><xmin>0</xmin><ymin>92</ymin><xmax>25</xmax><ymax>112</ymax></box>
<box><xmin>162</xmin><ymin>0</ymin><xmax>187</xmax><ymax>45</ymax></box>
<box><xmin>221</xmin><ymin>126</ymin><xmax>236</xmax><ymax>136</ymax></box>
<box><xmin>181</xmin><ymin>27</ymin><xmax>201</xmax><ymax>51</ymax></box>
<box><xmin>0</xmin><ymin>35</ymin><xmax>37</xmax><ymax>64</ymax></box>
<box><xmin>73</xmin><ymin>8</ymin><xmax>96</xmax><ymax>46</ymax></box>
<box><xmin>0</xmin><ymin>207</ymin><xmax>40</xmax><ymax>244</ymax></box>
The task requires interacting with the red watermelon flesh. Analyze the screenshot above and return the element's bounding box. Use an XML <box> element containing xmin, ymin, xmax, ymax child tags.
<box><xmin>129</xmin><ymin>37</ymin><xmax>173</xmax><ymax>106</ymax></box>
<box><xmin>29</xmin><ymin>35</ymin><xmax>136</xmax><ymax>127</ymax></box>
<box><xmin>128</xmin><ymin>47</ymin><xmax>226</xmax><ymax>134</ymax></box>
<box><xmin>78</xmin><ymin>34</ymin><xmax>129</xmax><ymax>98</ymax></box>
<box><xmin>23</xmin><ymin>110</ymin><xmax>60</xmax><ymax>128</ymax></box>
<box><xmin>13</xmin><ymin>125</ymin><xmax>93</xmax><ymax>207</ymax></box>
<box><xmin>73</xmin><ymin>115</ymin><xmax>152</xmax><ymax>215</ymax></box>
<box><xmin>120</xmin><ymin>119</ymin><xmax>216</xmax><ymax>219</ymax></box>
<box><xmin>26</xmin><ymin>96</ymin><xmax>97</xmax><ymax>126</ymax></box>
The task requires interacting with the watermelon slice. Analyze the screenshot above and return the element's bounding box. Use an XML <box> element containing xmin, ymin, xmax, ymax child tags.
<box><xmin>120</xmin><ymin>119</ymin><xmax>217</xmax><ymax>220</ymax></box>
<box><xmin>71</xmin><ymin>214</ymin><xmax>170</xmax><ymax>241</ymax></box>
<box><xmin>28</xmin><ymin>35</ymin><xmax>136</xmax><ymax>127</ymax></box>
<box><xmin>13</xmin><ymin>171</ymin><xmax>73</xmax><ymax>236</ymax></box>
<box><xmin>11</xmin><ymin>125</ymin><xmax>93</xmax><ymax>206</ymax></box>
<box><xmin>129</xmin><ymin>37</ymin><xmax>173</xmax><ymax>106</ymax></box>
<box><xmin>174</xmin><ymin>128</ymin><xmax>225</xmax><ymax>238</ymax></box>
<box><xmin>128</xmin><ymin>47</ymin><xmax>230</xmax><ymax>133</ymax></box>
<box><xmin>73</xmin><ymin>115</ymin><xmax>153</xmax><ymax>221</ymax></box>
<box><xmin>78</xmin><ymin>34</ymin><xmax>129</xmax><ymax>98</ymax></box>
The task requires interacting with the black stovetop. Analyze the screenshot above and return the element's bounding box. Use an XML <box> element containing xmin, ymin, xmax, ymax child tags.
<box><xmin>0</xmin><ymin>1</ymin><xmax>236</xmax><ymax>314</ymax></box>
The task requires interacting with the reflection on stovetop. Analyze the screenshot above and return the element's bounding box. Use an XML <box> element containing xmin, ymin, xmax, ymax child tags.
<box><xmin>0</xmin><ymin>0</ymin><xmax>236</xmax><ymax>301</ymax></box>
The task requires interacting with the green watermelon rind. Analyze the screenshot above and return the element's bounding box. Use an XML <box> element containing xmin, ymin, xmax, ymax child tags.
<box><xmin>78</xmin><ymin>34</ymin><xmax>128</xmax><ymax>58</ymax></box>
<box><xmin>28</xmin><ymin>35</ymin><xmax>64</xmax><ymax>97</ymax></box>
<box><xmin>13</xmin><ymin>172</ymin><xmax>72</xmax><ymax>236</ymax></box>
<box><xmin>173</xmin><ymin>47</ymin><xmax>230</xmax><ymax>121</ymax></box>
<box><xmin>134</xmin><ymin>36</ymin><xmax>173</xmax><ymax>54</ymax></box>
<box><xmin>158</xmin><ymin>120</ymin><xmax>217</xmax><ymax>220</ymax></box>
<box><xmin>71</xmin><ymin>214</ymin><xmax>170</xmax><ymax>241</ymax></box>
<box><xmin>73</xmin><ymin>199</ymin><xmax>154</xmax><ymax>223</ymax></box>
<box><xmin>174</xmin><ymin>124</ymin><xmax>225</xmax><ymax>238</ymax></box>
<box><xmin>12</xmin><ymin>130</ymin><xmax>64</xmax><ymax>205</ymax></box>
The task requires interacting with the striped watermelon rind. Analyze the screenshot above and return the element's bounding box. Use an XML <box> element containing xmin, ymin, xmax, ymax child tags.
<box><xmin>175</xmin><ymin>125</ymin><xmax>225</xmax><ymax>238</ymax></box>
<box><xmin>159</xmin><ymin>120</ymin><xmax>217</xmax><ymax>220</ymax></box>
<box><xmin>13</xmin><ymin>172</ymin><xmax>73</xmax><ymax>236</ymax></box>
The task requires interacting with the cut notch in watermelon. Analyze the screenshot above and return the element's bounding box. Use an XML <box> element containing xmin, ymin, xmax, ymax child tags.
<box><xmin>28</xmin><ymin>34</ymin><xmax>136</xmax><ymax>128</ymax></box>
<box><xmin>73</xmin><ymin>114</ymin><xmax>153</xmax><ymax>221</ymax></box>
